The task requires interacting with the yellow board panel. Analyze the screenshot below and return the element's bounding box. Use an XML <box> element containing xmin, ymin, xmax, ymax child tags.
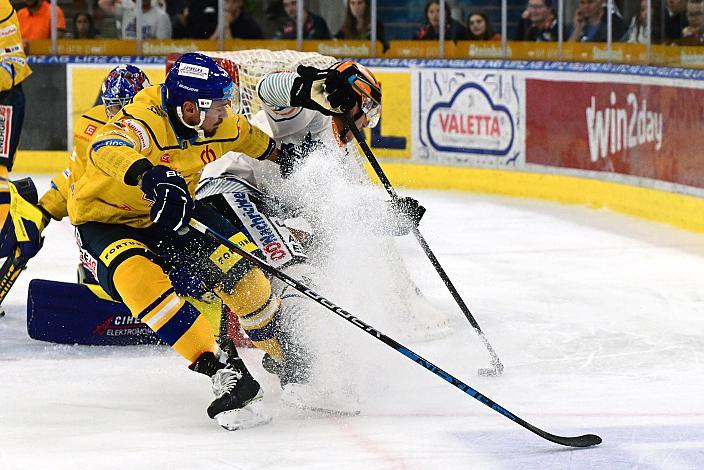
<box><xmin>67</xmin><ymin>64</ymin><xmax>166</xmax><ymax>151</ymax></box>
<box><xmin>13</xmin><ymin>150</ymin><xmax>704</xmax><ymax>233</ymax></box>
<box><xmin>362</xmin><ymin>70</ymin><xmax>412</xmax><ymax>160</ymax></box>
<box><xmin>374</xmin><ymin>163</ymin><xmax>704</xmax><ymax>234</ymax></box>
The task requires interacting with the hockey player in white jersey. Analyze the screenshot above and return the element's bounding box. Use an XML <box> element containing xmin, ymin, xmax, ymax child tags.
<box><xmin>197</xmin><ymin>61</ymin><xmax>430</xmax><ymax>413</ymax></box>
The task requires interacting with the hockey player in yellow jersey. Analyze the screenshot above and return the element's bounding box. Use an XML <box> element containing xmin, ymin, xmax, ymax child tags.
<box><xmin>0</xmin><ymin>2</ymin><xmax>35</xmax><ymax>313</ymax></box>
<box><xmin>0</xmin><ymin>65</ymin><xmax>150</xmax><ymax>312</ymax></box>
<box><xmin>67</xmin><ymin>53</ymin><xmax>296</xmax><ymax>430</ymax></box>
<box><xmin>39</xmin><ymin>65</ymin><xmax>151</xmax><ymax>221</ymax></box>
<box><xmin>0</xmin><ymin>0</ymin><xmax>30</xmax><ymax>176</ymax></box>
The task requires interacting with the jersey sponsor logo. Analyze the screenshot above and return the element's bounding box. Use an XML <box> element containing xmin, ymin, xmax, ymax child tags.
<box><xmin>93</xmin><ymin>314</ymin><xmax>153</xmax><ymax>337</ymax></box>
<box><xmin>91</xmin><ymin>138</ymin><xmax>134</xmax><ymax>152</ymax></box>
<box><xmin>148</xmin><ymin>105</ymin><xmax>167</xmax><ymax>117</ymax></box>
<box><xmin>100</xmin><ymin>129</ymin><xmax>137</xmax><ymax>145</ymax></box>
<box><xmin>2</xmin><ymin>56</ymin><xmax>25</xmax><ymax>66</ymax></box>
<box><xmin>209</xmin><ymin>231</ymin><xmax>258</xmax><ymax>273</ymax></box>
<box><xmin>160</xmin><ymin>153</ymin><xmax>171</xmax><ymax>163</ymax></box>
<box><xmin>226</xmin><ymin>192</ymin><xmax>304</xmax><ymax>267</ymax></box>
<box><xmin>3</xmin><ymin>44</ymin><xmax>22</xmax><ymax>54</ymax></box>
<box><xmin>99</xmin><ymin>239</ymin><xmax>148</xmax><ymax>266</ymax></box>
<box><xmin>0</xmin><ymin>105</ymin><xmax>13</xmax><ymax>158</ymax></box>
<box><xmin>121</xmin><ymin>119</ymin><xmax>151</xmax><ymax>151</ymax></box>
<box><xmin>84</xmin><ymin>124</ymin><xmax>97</xmax><ymax>135</ymax></box>
<box><xmin>178</xmin><ymin>63</ymin><xmax>209</xmax><ymax>80</ymax></box>
<box><xmin>0</xmin><ymin>25</ymin><xmax>17</xmax><ymax>37</ymax></box>
<box><xmin>79</xmin><ymin>248</ymin><xmax>99</xmax><ymax>279</ymax></box>
<box><xmin>199</xmin><ymin>145</ymin><xmax>216</xmax><ymax>164</ymax></box>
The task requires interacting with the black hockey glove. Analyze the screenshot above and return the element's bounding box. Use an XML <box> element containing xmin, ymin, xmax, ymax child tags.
<box><xmin>277</xmin><ymin>133</ymin><xmax>321</xmax><ymax>179</ymax></box>
<box><xmin>290</xmin><ymin>65</ymin><xmax>357</xmax><ymax>116</ymax></box>
<box><xmin>140</xmin><ymin>165</ymin><xmax>194</xmax><ymax>232</ymax></box>
<box><xmin>387</xmin><ymin>197</ymin><xmax>426</xmax><ymax>236</ymax></box>
<box><xmin>168</xmin><ymin>265</ymin><xmax>217</xmax><ymax>302</ymax></box>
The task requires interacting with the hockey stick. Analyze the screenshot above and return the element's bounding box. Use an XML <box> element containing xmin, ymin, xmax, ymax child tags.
<box><xmin>345</xmin><ymin>116</ymin><xmax>503</xmax><ymax>377</ymax></box>
<box><xmin>188</xmin><ymin>218</ymin><xmax>601</xmax><ymax>448</ymax></box>
<box><xmin>0</xmin><ymin>247</ymin><xmax>28</xmax><ymax>317</ymax></box>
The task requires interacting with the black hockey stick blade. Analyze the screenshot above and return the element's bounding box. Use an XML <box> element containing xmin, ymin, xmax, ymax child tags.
<box><xmin>522</xmin><ymin>420</ymin><xmax>602</xmax><ymax>447</ymax></box>
<box><xmin>189</xmin><ymin>219</ymin><xmax>601</xmax><ymax>447</ymax></box>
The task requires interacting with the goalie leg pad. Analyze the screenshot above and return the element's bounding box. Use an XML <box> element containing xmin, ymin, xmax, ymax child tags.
<box><xmin>27</xmin><ymin>279</ymin><xmax>162</xmax><ymax>346</ymax></box>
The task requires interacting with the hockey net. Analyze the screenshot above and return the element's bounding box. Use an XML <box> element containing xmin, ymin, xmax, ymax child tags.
<box><xmin>180</xmin><ymin>49</ymin><xmax>454</xmax><ymax>344</ymax></box>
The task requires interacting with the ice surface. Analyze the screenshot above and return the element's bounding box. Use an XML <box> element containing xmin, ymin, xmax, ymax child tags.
<box><xmin>1</xmin><ymin>174</ymin><xmax>703</xmax><ymax>469</ymax></box>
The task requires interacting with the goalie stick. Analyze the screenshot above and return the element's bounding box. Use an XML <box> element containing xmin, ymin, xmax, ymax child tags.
<box><xmin>345</xmin><ymin>116</ymin><xmax>503</xmax><ymax>377</ymax></box>
<box><xmin>188</xmin><ymin>218</ymin><xmax>602</xmax><ymax>448</ymax></box>
<box><xmin>0</xmin><ymin>247</ymin><xmax>28</xmax><ymax>317</ymax></box>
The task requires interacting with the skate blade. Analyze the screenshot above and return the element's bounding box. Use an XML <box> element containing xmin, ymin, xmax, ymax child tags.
<box><xmin>215</xmin><ymin>398</ymin><xmax>272</xmax><ymax>431</ymax></box>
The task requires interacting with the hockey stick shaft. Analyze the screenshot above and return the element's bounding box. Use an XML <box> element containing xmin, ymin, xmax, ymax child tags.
<box><xmin>188</xmin><ymin>218</ymin><xmax>601</xmax><ymax>448</ymax></box>
<box><xmin>346</xmin><ymin>116</ymin><xmax>503</xmax><ymax>373</ymax></box>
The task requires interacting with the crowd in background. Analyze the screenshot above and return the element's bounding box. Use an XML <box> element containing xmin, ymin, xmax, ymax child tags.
<box><xmin>10</xmin><ymin>0</ymin><xmax>704</xmax><ymax>47</ymax></box>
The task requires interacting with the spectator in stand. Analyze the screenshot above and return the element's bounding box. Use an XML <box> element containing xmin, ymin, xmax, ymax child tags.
<box><xmin>16</xmin><ymin>0</ymin><xmax>66</xmax><ymax>41</ymax></box>
<box><xmin>174</xmin><ymin>0</ymin><xmax>218</xmax><ymax>39</ymax></box>
<box><xmin>568</xmin><ymin>0</ymin><xmax>626</xmax><ymax>42</ymax></box>
<box><xmin>413</xmin><ymin>0</ymin><xmax>469</xmax><ymax>41</ymax></box>
<box><xmin>514</xmin><ymin>0</ymin><xmax>559</xmax><ymax>41</ymax></box>
<box><xmin>70</xmin><ymin>12</ymin><xmax>97</xmax><ymax>39</ymax></box>
<box><xmin>210</xmin><ymin>0</ymin><xmax>263</xmax><ymax>40</ymax></box>
<box><xmin>275</xmin><ymin>0</ymin><xmax>331</xmax><ymax>39</ymax></box>
<box><xmin>335</xmin><ymin>0</ymin><xmax>386</xmax><ymax>45</ymax></box>
<box><xmin>623</xmin><ymin>0</ymin><xmax>662</xmax><ymax>43</ymax></box>
<box><xmin>98</xmin><ymin>0</ymin><xmax>172</xmax><ymax>39</ymax></box>
<box><xmin>665</xmin><ymin>0</ymin><xmax>688</xmax><ymax>42</ymax></box>
<box><xmin>678</xmin><ymin>0</ymin><xmax>704</xmax><ymax>45</ymax></box>
<box><xmin>467</xmin><ymin>11</ymin><xmax>500</xmax><ymax>40</ymax></box>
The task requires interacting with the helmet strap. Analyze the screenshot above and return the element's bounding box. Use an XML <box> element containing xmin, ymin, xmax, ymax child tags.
<box><xmin>175</xmin><ymin>104</ymin><xmax>207</xmax><ymax>139</ymax></box>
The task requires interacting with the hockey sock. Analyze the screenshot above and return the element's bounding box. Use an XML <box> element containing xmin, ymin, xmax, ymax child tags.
<box><xmin>217</xmin><ymin>268</ymin><xmax>283</xmax><ymax>362</ymax></box>
<box><xmin>114</xmin><ymin>255</ymin><xmax>217</xmax><ymax>363</ymax></box>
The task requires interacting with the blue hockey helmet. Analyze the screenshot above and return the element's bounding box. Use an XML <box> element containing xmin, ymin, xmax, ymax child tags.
<box><xmin>101</xmin><ymin>64</ymin><xmax>151</xmax><ymax>118</ymax></box>
<box><xmin>164</xmin><ymin>53</ymin><xmax>238</xmax><ymax>137</ymax></box>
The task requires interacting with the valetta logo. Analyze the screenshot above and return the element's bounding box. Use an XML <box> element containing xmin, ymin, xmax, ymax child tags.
<box><xmin>427</xmin><ymin>83</ymin><xmax>514</xmax><ymax>155</ymax></box>
<box><xmin>586</xmin><ymin>92</ymin><xmax>663</xmax><ymax>162</ymax></box>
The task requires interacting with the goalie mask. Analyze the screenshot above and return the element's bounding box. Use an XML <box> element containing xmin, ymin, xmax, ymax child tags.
<box><xmin>330</xmin><ymin>61</ymin><xmax>381</xmax><ymax>144</ymax></box>
<box><xmin>101</xmin><ymin>65</ymin><xmax>151</xmax><ymax>118</ymax></box>
<box><xmin>164</xmin><ymin>53</ymin><xmax>240</xmax><ymax>138</ymax></box>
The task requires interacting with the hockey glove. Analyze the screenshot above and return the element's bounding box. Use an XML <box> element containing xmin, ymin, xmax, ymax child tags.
<box><xmin>0</xmin><ymin>178</ymin><xmax>50</xmax><ymax>260</ymax></box>
<box><xmin>168</xmin><ymin>265</ymin><xmax>218</xmax><ymax>302</ymax></box>
<box><xmin>277</xmin><ymin>133</ymin><xmax>321</xmax><ymax>179</ymax></box>
<box><xmin>140</xmin><ymin>165</ymin><xmax>194</xmax><ymax>232</ymax></box>
<box><xmin>290</xmin><ymin>65</ymin><xmax>357</xmax><ymax>116</ymax></box>
<box><xmin>387</xmin><ymin>197</ymin><xmax>426</xmax><ymax>236</ymax></box>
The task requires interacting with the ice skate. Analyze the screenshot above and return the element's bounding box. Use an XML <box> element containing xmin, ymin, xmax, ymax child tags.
<box><xmin>191</xmin><ymin>351</ymin><xmax>272</xmax><ymax>431</ymax></box>
<box><xmin>262</xmin><ymin>353</ymin><xmax>360</xmax><ymax>417</ymax></box>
